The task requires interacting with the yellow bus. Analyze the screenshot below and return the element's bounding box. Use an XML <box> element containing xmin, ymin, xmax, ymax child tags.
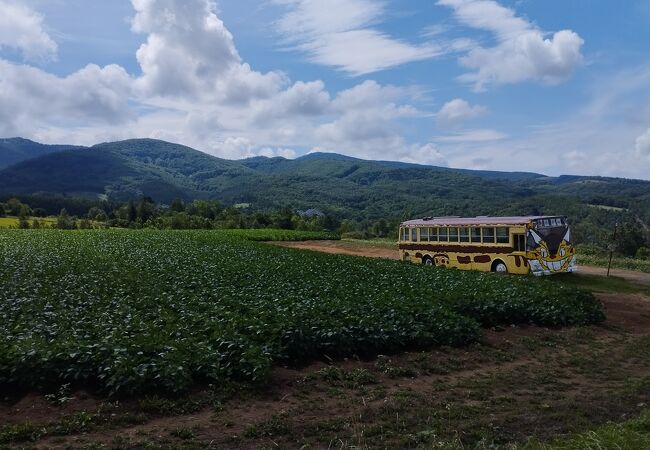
<box><xmin>398</xmin><ymin>216</ymin><xmax>576</xmax><ymax>275</ymax></box>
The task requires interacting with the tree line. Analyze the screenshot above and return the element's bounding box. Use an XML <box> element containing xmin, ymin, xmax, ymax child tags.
<box><xmin>1</xmin><ymin>196</ymin><xmax>647</xmax><ymax>258</ymax></box>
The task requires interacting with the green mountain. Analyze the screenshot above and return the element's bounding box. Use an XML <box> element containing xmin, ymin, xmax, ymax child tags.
<box><xmin>0</xmin><ymin>137</ymin><xmax>84</xmax><ymax>170</ymax></box>
<box><xmin>0</xmin><ymin>138</ymin><xmax>648</xmax><ymax>231</ymax></box>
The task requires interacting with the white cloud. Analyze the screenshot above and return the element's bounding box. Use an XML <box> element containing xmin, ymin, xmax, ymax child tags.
<box><xmin>402</xmin><ymin>143</ymin><xmax>448</xmax><ymax>167</ymax></box>
<box><xmin>258</xmin><ymin>147</ymin><xmax>297</xmax><ymax>159</ymax></box>
<box><xmin>636</xmin><ymin>129</ymin><xmax>650</xmax><ymax>157</ymax></box>
<box><xmin>131</xmin><ymin>0</ymin><xmax>286</xmax><ymax>102</ymax></box>
<box><xmin>251</xmin><ymin>80</ymin><xmax>331</xmax><ymax>124</ymax></box>
<box><xmin>0</xmin><ymin>0</ymin><xmax>57</xmax><ymax>62</ymax></box>
<box><xmin>331</xmin><ymin>79</ymin><xmax>405</xmax><ymax>111</ymax></box>
<box><xmin>439</xmin><ymin>0</ymin><xmax>584</xmax><ymax>91</ymax></box>
<box><xmin>436</xmin><ymin>98</ymin><xmax>486</xmax><ymax>128</ymax></box>
<box><xmin>276</xmin><ymin>0</ymin><xmax>440</xmax><ymax>75</ymax></box>
<box><xmin>0</xmin><ymin>59</ymin><xmax>132</xmax><ymax>137</ymax></box>
<box><xmin>435</xmin><ymin>128</ymin><xmax>507</xmax><ymax>142</ymax></box>
<box><xmin>0</xmin><ymin>0</ymin><xmax>439</xmax><ymax>163</ymax></box>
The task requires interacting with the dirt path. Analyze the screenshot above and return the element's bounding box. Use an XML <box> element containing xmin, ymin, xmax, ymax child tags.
<box><xmin>272</xmin><ymin>240</ymin><xmax>399</xmax><ymax>260</ymax></box>
<box><xmin>273</xmin><ymin>240</ymin><xmax>650</xmax><ymax>286</ymax></box>
<box><xmin>578</xmin><ymin>265</ymin><xmax>650</xmax><ymax>286</ymax></box>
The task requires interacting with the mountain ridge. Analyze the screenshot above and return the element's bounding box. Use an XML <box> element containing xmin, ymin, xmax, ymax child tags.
<box><xmin>0</xmin><ymin>137</ymin><xmax>648</xmax><ymax>227</ymax></box>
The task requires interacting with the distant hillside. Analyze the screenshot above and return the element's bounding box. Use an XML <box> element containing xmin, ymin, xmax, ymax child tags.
<box><xmin>0</xmin><ymin>138</ymin><xmax>648</xmax><ymax>229</ymax></box>
<box><xmin>0</xmin><ymin>137</ymin><xmax>85</xmax><ymax>169</ymax></box>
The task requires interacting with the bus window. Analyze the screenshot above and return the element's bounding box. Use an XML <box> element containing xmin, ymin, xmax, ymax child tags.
<box><xmin>496</xmin><ymin>227</ymin><xmax>509</xmax><ymax>243</ymax></box>
<box><xmin>411</xmin><ymin>228</ymin><xmax>418</xmax><ymax>242</ymax></box>
<box><xmin>459</xmin><ymin>227</ymin><xmax>469</xmax><ymax>242</ymax></box>
<box><xmin>400</xmin><ymin>228</ymin><xmax>406</xmax><ymax>241</ymax></box>
<box><xmin>430</xmin><ymin>227</ymin><xmax>438</xmax><ymax>242</ymax></box>
<box><xmin>471</xmin><ymin>227</ymin><xmax>481</xmax><ymax>243</ymax></box>
<box><xmin>449</xmin><ymin>227</ymin><xmax>459</xmax><ymax>242</ymax></box>
<box><xmin>420</xmin><ymin>227</ymin><xmax>429</xmax><ymax>241</ymax></box>
<box><xmin>483</xmin><ymin>227</ymin><xmax>495</xmax><ymax>243</ymax></box>
<box><xmin>513</xmin><ymin>233</ymin><xmax>525</xmax><ymax>251</ymax></box>
<box><xmin>439</xmin><ymin>227</ymin><xmax>449</xmax><ymax>242</ymax></box>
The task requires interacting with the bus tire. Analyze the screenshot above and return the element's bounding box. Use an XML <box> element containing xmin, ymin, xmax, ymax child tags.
<box><xmin>422</xmin><ymin>255</ymin><xmax>433</xmax><ymax>266</ymax></box>
<box><xmin>492</xmin><ymin>260</ymin><xmax>508</xmax><ymax>273</ymax></box>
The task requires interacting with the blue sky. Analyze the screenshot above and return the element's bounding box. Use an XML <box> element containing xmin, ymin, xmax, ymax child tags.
<box><xmin>1</xmin><ymin>0</ymin><xmax>649</xmax><ymax>179</ymax></box>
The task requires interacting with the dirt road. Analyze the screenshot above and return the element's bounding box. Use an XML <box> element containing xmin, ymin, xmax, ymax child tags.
<box><xmin>274</xmin><ymin>240</ymin><xmax>650</xmax><ymax>286</ymax></box>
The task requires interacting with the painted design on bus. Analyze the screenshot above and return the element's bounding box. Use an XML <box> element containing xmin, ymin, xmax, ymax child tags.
<box><xmin>398</xmin><ymin>215</ymin><xmax>577</xmax><ymax>275</ymax></box>
<box><xmin>527</xmin><ymin>226</ymin><xmax>576</xmax><ymax>276</ymax></box>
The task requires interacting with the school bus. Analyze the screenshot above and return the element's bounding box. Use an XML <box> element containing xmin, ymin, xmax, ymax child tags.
<box><xmin>398</xmin><ymin>216</ymin><xmax>576</xmax><ymax>275</ymax></box>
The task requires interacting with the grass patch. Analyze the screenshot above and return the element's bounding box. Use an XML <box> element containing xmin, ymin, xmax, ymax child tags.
<box><xmin>524</xmin><ymin>410</ymin><xmax>650</xmax><ymax>449</ymax></box>
<box><xmin>550</xmin><ymin>273</ymin><xmax>650</xmax><ymax>295</ymax></box>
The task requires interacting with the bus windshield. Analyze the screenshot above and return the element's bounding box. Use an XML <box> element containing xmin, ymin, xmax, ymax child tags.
<box><xmin>533</xmin><ymin>217</ymin><xmax>565</xmax><ymax>229</ymax></box>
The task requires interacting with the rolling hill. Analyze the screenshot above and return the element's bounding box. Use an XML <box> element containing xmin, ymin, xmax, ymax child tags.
<box><xmin>0</xmin><ymin>137</ymin><xmax>84</xmax><ymax>170</ymax></box>
<box><xmin>0</xmin><ymin>138</ymin><xmax>648</xmax><ymax>228</ymax></box>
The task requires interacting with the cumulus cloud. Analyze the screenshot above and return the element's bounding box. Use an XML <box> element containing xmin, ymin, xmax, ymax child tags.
<box><xmin>252</xmin><ymin>80</ymin><xmax>331</xmax><ymax>124</ymax></box>
<box><xmin>439</xmin><ymin>0</ymin><xmax>584</xmax><ymax>90</ymax></box>
<box><xmin>132</xmin><ymin>0</ymin><xmax>286</xmax><ymax>102</ymax></box>
<box><xmin>0</xmin><ymin>59</ymin><xmax>132</xmax><ymax>136</ymax></box>
<box><xmin>403</xmin><ymin>143</ymin><xmax>448</xmax><ymax>167</ymax></box>
<box><xmin>312</xmin><ymin>102</ymin><xmax>435</xmax><ymax>164</ymax></box>
<box><xmin>276</xmin><ymin>0</ymin><xmax>441</xmax><ymax>75</ymax></box>
<box><xmin>0</xmin><ymin>0</ymin><xmax>57</xmax><ymax>62</ymax></box>
<box><xmin>436</xmin><ymin>98</ymin><xmax>486</xmax><ymax>128</ymax></box>
<box><xmin>636</xmin><ymin>129</ymin><xmax>650</xmax><ymax>157</ymax></box>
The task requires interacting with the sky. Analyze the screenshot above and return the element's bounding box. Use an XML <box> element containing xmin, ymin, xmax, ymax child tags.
<box><xmin>1</xmin><ymin>0</ymin><xmax>649</xmax><ymax>179</ymax></box>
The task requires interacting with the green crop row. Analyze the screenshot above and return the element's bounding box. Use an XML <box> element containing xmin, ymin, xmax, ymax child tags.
<box><xmin>213</xmin><ymin>228</ymin><xmax>340</xmax><ymax>241</ymax></box>
<box><xmin>0</xmin><ymin>229</ymin><xmax>603</xmax><ymax>395</ymax></box>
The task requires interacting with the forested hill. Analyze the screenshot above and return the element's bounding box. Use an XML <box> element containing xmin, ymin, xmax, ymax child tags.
<box><xmin>0</xmin><ymin>138</ymin><xmax>648</xmax><ymax>231</ymax></box>
<box><xmin>0</xmin><ymin>137</ymin><xmax>84</xmax><ymax>170</ymax></box>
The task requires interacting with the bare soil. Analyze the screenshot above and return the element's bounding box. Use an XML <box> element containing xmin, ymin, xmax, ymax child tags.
<box><xmin>273</xmin><ymin>239</ymin><xmax>399</xmax><ymax>260</ymax></box>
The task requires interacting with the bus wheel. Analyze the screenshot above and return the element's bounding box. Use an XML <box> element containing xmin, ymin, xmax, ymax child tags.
<box><xmin>492</xmin><ymin>260</ymin><xmax>508</xmax><ymax>273</ymax></box>
<box><xmin>422</xmin><ymin>256</ymin><xmax>433</xmax><ymax>266</ymax></box>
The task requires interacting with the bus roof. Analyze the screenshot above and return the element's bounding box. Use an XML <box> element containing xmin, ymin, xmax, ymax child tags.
<box><xmin>400</xmin><ymin>216</ymin><xmax>562</xmax><ymax>227</ymax></box>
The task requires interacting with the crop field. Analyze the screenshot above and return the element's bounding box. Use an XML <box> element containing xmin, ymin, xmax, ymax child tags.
<box><xmin>0</xmin><ymin>216</ymin><xmax>57</xmax><ymax>228</ymax></box>
<box><xmin>0</xmin><ymin>229</ymin><xmax>603</xmax><ymax>398</ymax></box>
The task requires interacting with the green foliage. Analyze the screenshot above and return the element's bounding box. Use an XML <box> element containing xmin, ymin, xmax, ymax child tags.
<box><xmin>615</xmin><ymin>222</ymin><xmax>648</xmax><ymax>257</ymax></box>
<box><xmin>0</xmin><ymin>230</ymin><xmax>603</xmax><ymax>395</ymax></box>
<box><xmin>574</xmin><ymin>244</ymin><xmax>650</xmax><ymax>273</ymax></box>
<box><xmin>55</xmin><ymin>208</ymin><xmax>75</xmax><ymax>230</ymax></box>
<box><xmin>523</xmin><ymin>410</ymin><xmax>650</xmax><ymax>449</ymax></box>
<box><xmin>0</xmin><ymin>422</ymin><xmax>43</xmax><ymax>444</ymax></box>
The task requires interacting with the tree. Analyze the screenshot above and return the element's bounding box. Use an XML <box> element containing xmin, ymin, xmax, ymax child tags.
<box><xmin>87</xmin><ymin>207</ymin><xmax>106</xmax><ymax>221</ymax></box>
<box><xmin>272</xmin><ymin>207</ymin><xmax>294</xmax><ymax>230</ymax></box>
<box><xmin>6</xmin><ymin>198</ymin><xmax>26</xmax><ymax>216</ymax></box>
<box><xmin>56</xmin><ymin>208</ymin><xmax>75</xmax><ymax>230</ymax></box>
<box><xmin>170</xmin><ymin>198</ymin><xmax>185</xmax><ymax>213</ymax></box>
<box><xmin>0</xmin><ymin>203</ymin><xmax>5</xmax><ymax>217</ymax></box>
<box><xmin>136</xmin><ymin>197</ymin><xmax>156</xmax><ymax>223</ymax></box>
<box><xmin>371</xmin><ymin>218</ymin><xmax>390</xmax><ymax>238</ymax></box>
<box><xmin>78</xmin><ymin>218</ymin><xmax>92</xmax><ymax>229</ymax></box>
<box><xmin>127</xmin><ymin>200</ymin><xmax>137</xmax><ymax>223</ymax></box>
<box><xmin>614</xmin><ymin>222</ymin><xmax>647</xmax><ymax>257</ymax></box>
<box><xmin>18</xmin><ymin>205</ymin><xmax>30</xmax><ymax>229</ymax></box>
